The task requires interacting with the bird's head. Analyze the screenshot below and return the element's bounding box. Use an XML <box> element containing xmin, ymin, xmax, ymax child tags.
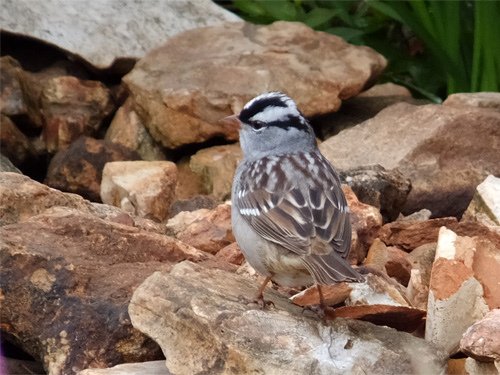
<box><xmin>228</xmin><ymin>92</ymin><xmax>316</xmax><ymax>160</ymax></box>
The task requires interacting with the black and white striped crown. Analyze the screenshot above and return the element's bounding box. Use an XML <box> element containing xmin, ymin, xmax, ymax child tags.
<box><xmin>238</xmin><ymin>92</ymin><xmax>310</xmax><ymax>131</ymax></box>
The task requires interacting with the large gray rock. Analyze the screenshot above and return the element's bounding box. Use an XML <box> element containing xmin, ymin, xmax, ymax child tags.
<box><xmin>123</xmin><ymin>21</ymin><xmax>386</xmax><ymax>148</ymax></box>
<box><xmin>129</xmin><ymin>261</ymin><xmax>447</xmax><ymax>375</ymax></box>
<box><xmin>0</xmin><ymin>0</ymin><xmax>240</xmax><ymax>70</ymax></box>
<box><xmin>320</xmin><ymin>102</ymin><xmax>500</xmax><ymax>217</ymax></box>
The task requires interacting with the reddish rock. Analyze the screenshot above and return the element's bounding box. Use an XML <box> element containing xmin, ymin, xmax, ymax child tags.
<box><xmin>167</xmin><ymin>203</ymin><xmax>234</xmax><ymax>254</ymax></box>
<box><xmin>100</xmin><ymin>161</ymin><xmax>177</xmax><ymax>222</ymax></box>
<box><xmin>460</xmin><ymin>309</ymin><xmax>500</xmax><ymax>362</ymax></box>
<box><xmin>124</xmin><ymin>21</ymin><xmax>386</xmax><ymax>148</ymax></box>
<box><xmin>215</xmin><ymin>242</ymin><xmax>245</xmax><ymax>266</ymax></box>
<box><xmin>0</xmin><ymin>207</ymin><xmax>208</xmax><ymax>374</ymax></box>
<box><xmin>385</xmin><ymin>246</ymin><xmax>412</xmax><ymax>287</ymax></box>
<box><xmin>0</xmin><ymin>56</ymin><xmax>27</xmax><ymax>116</ymax></box>
<box><xmin>343</xmin><ymin>185</ymin><xmax>383</xmax><ymax>263</ymax></box>
<box><xmin>0</xmin><ymin>114</ymin><xmax>31</xmax><ymax>165</ymax></box>
<box><xmin>290</xmin><ymin>282</ymin><xmax>352</xmax><ymax>307</ymax></box>
<box><xmin>407</xmin><ymin>243</ymin><xmax>436</xmax><ymax>309</ymax></box>
<box><xmin>45</xmin><ymin>137</ymin><xmax>140</xmax><ymax>202</ymax></box>
<box><xmin>105</xmin><ymin>98</ymin><xmax>165</xmax><ymax>161</ymax></box>
<box><xmin>175</xmin><ymin>157</ymin><xmax>205</xmax><ymax>201</ymax></box>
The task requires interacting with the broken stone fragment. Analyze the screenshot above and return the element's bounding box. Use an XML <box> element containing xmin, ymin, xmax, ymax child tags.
<box><xmin>425</xmin><ymin>227</ymin><xmax>489</xmax><ymax>355</ymax></box>
<box><xmin>462</xmin><ymin>174</ymin><xmax>500</xmax><ymax>227</ymax></box>
<box><xmin>100</xmin><ymin>160</ymin><xmax>178</xmax><ymax>222</ymax></box>
<box><xmin>460</xmin><ymin>309</ymin><xmax>500</xmax><ymax>363</ymax></box>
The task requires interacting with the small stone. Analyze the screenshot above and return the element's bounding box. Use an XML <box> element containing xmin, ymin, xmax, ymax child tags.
<box><xmin>461</xmin><ymin>309</ymin><xmax>500</xmax><ymax>362</ymax></box>
<box><xmin>462</xmin><ymin>175</ymin><xmax>500</xmax><ymax>227</ymax></box>
<box><xmin>45</xmin><ymin>136</ymin><xmax>140</xmax><ymax>202</ymax></box>
<box><xmin>385</xmin><ymin>246</ymin><xmax>412</xmax><ymax>287</ymax></box>
<box><xmin>444</xmin><ymin>92</ymin><xmax>500</xmax><ymax>112</ymax></box>
<box><xmin>100</xmin><ymin>161</ymin><xmax>178</xmax><ymax>222</ymax></box>
<box><xmin>169</xmin><ymin>195</ymin><xmax>217</xmax><ymax>218</ymax></box>
<box><xmin>406</xmin><ymin>243</ymin><xmax>436</xmax><ymax>309</ymax></box>
<box><xmin>105</xmin><ymin>98</ymin><xmax>165</xmax><ymax>161</ymax></box>
<box><xmin>167</xmin><ymin>203</ymin><xmax>234</xmax><ymax>254</ymax></box>
<box><xmin>175</xmin><ymin>157</ymin><xmax>205</xmax><ymax>200</ymax></box>
<box><xmin>290</xmin><ymin>282</ymin><xmax>352</xmax><ymax>307</ymax></box>
<box><xmin>0</xmin><ymin>56</ymin><xmax>27</xmax><ymax>116</ymax></box>
<box><xmin>190</xmin><ymin>143</ymin><xmax>242</xmax><ymax>200</ymax></box>
<box><xmin>78</xmin><ymin>361</ymin><xmax>167</xmax><ymax>375</ymax></box>
<box><xmin>0</xmin><ymin>155</ymin><xmax>22</xmax><ymax>174</ymax></box>
<box><xmin>214</xmin><ymin>242</ymin><xmax>245</xmax><ymax>266</ymax></box>
<box><xmin>0</xmin><ymin>115</ymin><xmax>31</xmax><ymax>165</ymax></box>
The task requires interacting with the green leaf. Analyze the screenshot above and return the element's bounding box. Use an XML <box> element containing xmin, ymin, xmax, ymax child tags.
<box><xmin>302</xmin><ymin>7</ymin><xmax>339</xmax><ymax>29</ymax></box>
<box><xmin>258</xmin><ymin>0</ymin><xmax>298</xmax><ymax>21</ymax></box>
<box><xmin>327</xmin><ymin>27</ymin><xmax>365</xmax><ymax>42</ymax></box>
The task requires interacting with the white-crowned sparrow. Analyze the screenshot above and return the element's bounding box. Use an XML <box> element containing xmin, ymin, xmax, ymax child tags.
<box><xmin>230</xmin><ymin>92</ymin><xmax>364</xmax><ymax>307</ymax></box>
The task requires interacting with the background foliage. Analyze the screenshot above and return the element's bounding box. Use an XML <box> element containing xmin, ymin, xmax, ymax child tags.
<box><xmin>220</xmin><ymin>0</ymin><xmax>500</xmax><ymax>102</ymax></box>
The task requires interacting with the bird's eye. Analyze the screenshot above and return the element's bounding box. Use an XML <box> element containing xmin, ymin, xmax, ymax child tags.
<box><xmin>252</xmin><ymin>120</ymin><xmax>265</xmax><ymax>131</ymax></box>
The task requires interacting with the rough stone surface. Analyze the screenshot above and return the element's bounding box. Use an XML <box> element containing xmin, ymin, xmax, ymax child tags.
<box><xmin>0</xmin><ymin>114</ymin><xmax>31</xmax><ymax>165</ymax></box>
<box><xmin>79</xmin><ymin>361</ymin><xmax>167</xmax><ymax>375</ymax></box>
<box><xmin>464</xmin><ymin>358</ymin><xmax>500</xmax><ymax>375</ymax></box>
<box><xmin>364</xmin><ymin>239</ymin><xmax>412</xmax><ymax>286</ymax></box>
<box><xmin>320</xmin><ymin>102</ymin><xmax>500</xmax><ymax>217</ymax></box>
<box><xmin>129</xmin><ymin>261</ymin><xmax>447</xmax><ymax>375</ymax></box>
<box><xmin>175</xmin><ymin>158</ymin><xmax>205</xmax><ymax>201</ymax></box>
<box><xmin>462</xmin><ymin>175</ymin><xmax>500</xmax><ymax>227</ymax></box>
<box><xmin>339</xmin><ymin>165</ymin><xmax>411</xmax><ymax>222</ymax></box>
<box><xmin>189</xmin><ymin>143</ymin><xmax>242</xmax><ymax>200</ymax></box>
<box><xmin>342</xmin><ymin>185</ymin><xmax>383</xmax><ymax>263</ymax></box>
<box><xmin>425</xmin><ymin>227</ymin><xmax>490</xmax><ymax>355</ymax></box>
<box><xmin>45</xmin><ymin>136</ymin><xmax>140</xmax><ymax>202</ymax></box>
<box><xmin>215</xmin><ymin>242</ymin><xmax>245</xmax><ymax>266</ymax></box>
<box><xmin>0</xmin><ymin>55</ymin><xmax>27</xmax><ymax>116</ymax></box>
<box><xmin>0</xmin><ymin>0</ymin><xmax>240</xmax><ymax>70</ymax></box>
<box><xmin>444</xmin><ymin>92</ymin><xmax>500</xmax><ymax>112</ymax></box>
<box><xmin>123</xmin><ymin>21</ymin><xmax>386</xmax><ymax>148</ymax></box>
<box><xmin>407</xmin><ymin>243</ymin><xmax>437</xmax><ymax>310</ymax></box>
<box><xmin>0</xmin><ymin>154</ymin><xmax>22</xmax><ymax>173</ymax></box>
<box><xmin>0</xmin><ymin>207</ymin><xmax>208</xmax><ymax>374</ymax></box>
<box><xmin>167</xmin><ymin>203</ymin><xmax>234</xmax><ymax>254</ymax></box>
<box><xmin>461</xmin><ymin>309</ymin><xmax>500</xmax><ymax>362</ymax></box>
<box><xmin>105</xmin><ymin>98</ymin><xmax>165</xmax><ymax>161</ymax></box>
<box><xmin>100</xmin><ymin>161</ymin><xmax>177</xmax><ymax>222</ymax></box>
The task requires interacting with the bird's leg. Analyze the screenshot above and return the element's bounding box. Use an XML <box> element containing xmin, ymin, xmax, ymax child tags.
<box><xmin>254</xmin><ymin>275</ymin><xmax>274</xmax><ymax>309</ymax></box>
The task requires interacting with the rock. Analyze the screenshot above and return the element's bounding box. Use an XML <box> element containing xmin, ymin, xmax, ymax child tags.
<box><xmin>291</xmin><ymin>282</ymin><xmax>352</xmax><ymax>307</ymax></box>
<box><xmin>79</xmin><ymin>361</ymin><xmax>167</xmax><ymax>375</ymax></box>
<box><xmin>462</xmin><ymin>175</ymin><xmax>500</xmax><ymax>227</ymax></box>
<box><xmin>398</xmin><ymin>208</ymin><xmax>432</xmax><ymax>222</ymax></box>
<box><xmin>129</xmin><ymin>261</ymin><xmax>447</xmax><ymax>374</ymax></box>
<box><xmin>105</xmin><ymin>98</ymin><xmax>165</xmax><ymax>161</ymax></box>
<box><xmin>342</xmin><ymin>185</ymin><xmax>383</xmax><ymax>263</ymax></box>
<box><xmin>461</xmin><ymin>309</ymin><xmax>500</xmax><ymax>362</ymax></box>
<box><xmin>100</xmin><ymin>161</ymin><xmax>177</xmax><ymax>222</ymax></box>
<box><xmin>444</xmin><ymin>92</ymin><xmax>500</xmax><ymax>112</ymax></box>
<box><xmin>314</xmin><ymin>83</ymin><xmax>426</xmax><ymax>139</ymax></box>
<box><xmin>214</xmin><ymin>242</ymin><xmax>245</xmax><ymax>266</ymax></box>
<box><xmin>19</xmin><ymin>71</ymin><xmax>114</xmax><ymax>152</ymax></box>
<box><xmin>123</xmin><ymin>21</ymin><xmax>386</xmax><ymax>148</ymax></box>
<box><xmin>364</xmin><ymin>239</ymin><xmax>412</xmax><ymax>286</ymax></box>
<box><xmin>0</xmin><ymin>154</ymin><xmax>22</xmax><ymax>173</ymax></box>
<box><xmin>347</xmin><ymin>273</ymin><xmax>409</xmax><ymax>307</ymax></box>
<box><xmin>464</xmin><ymin>358</ymin><xmax>500</xmax><ymax>375</ymax></box>
<box><xmin>425</xmin><ymin>227</ymin><xmax>490</xmax><ymax>355</ymax></box>
<box><xmin>166</xmin><ymin>203</ymin><xmax>234</xmax><ymax>254</ymax></box>
<box><xmin>407</xmin><ymin>243</ymin><xmax>437</xmax><ymax>309</ymax></box>
<box><xmin>45</xmin><ymin>136</ymin><xmax>140</xmax><ymax>202</ymax></box>
<box><xmin>0</xmin><ymin>206</ymin><xmax>208</xmax><ymax>374</ymax></box>
<box><xmin>339</xmin><ymin>165</ymin><xmax>411</xmax><ymax>222</ymax></box>
<box><xmin>189</xmin><ymin>144</ymin><xmax>242</xmax><ymax>200</ymax></box>
<box><xmin>320</xmin><ymin>102</ymin><xmax>500</xmax><ymax>217</ymax></box>
<box><xmin>0</xmin><ymin>55</ymin><xmax>27</xmax><ymax>116</ymax></box>
<box><xmin>0</xmin><ymin>0</ymin><xmax>240</xmax><ymax>71</ymax></box>
<box><xmin>0</xmin><ymin>114</ymin><xmax>31</xmax><ymax>165</ymax></box>
<box><xmin>174</xmin><ymin>158</ymin><xmax>205</xmax><ymax>201</ymax></box>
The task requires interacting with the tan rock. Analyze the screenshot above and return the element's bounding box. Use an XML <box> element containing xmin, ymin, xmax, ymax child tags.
<box><xmin>320</xmin><ymin>103</ymin><xmax>500</xmax><ymax>217</ymax></box>
<box><xmin>167</xmin><ymin>203</ymin><xmax>234</xmax><ymax>254</ymax></box>
<box><xmin>461</xmin><ymin>309</ymin><xmax>500</xmax><ymax>362</ymax></box>
<box><xmin>425</xmin><ymin>227</ymin><xmax>489</xmax><ymax>355</ymax></box>
<box><xmin>175</xmin><ymin>157</ymin><xmax>205</xmax><ymax>200</ymax></box>
<box><xmin>365</xmin><ymin>238</ymin><xmax>412</xmax><ymax>286</ymax></box>
<box><xmin>290</xmin><ymin>282</ymin><xmax>352</xmax><ymax>307</ymax></box>
<box><xmin>0</xmin><ymin>154</ymin><xmax>21</xmax><ymax>173</ymax></box>
<box><xmin>343</xmin><ymin>185</ymin><xmax>383</xmax><ymax>263</ymax></box>
<box><xmin>0</xmin><ymin>56</ymin><xmax>27</xmax><ymax>116</ymax></box>
<box><xmin>407</xmin><ymin>243</ymin><xmax>436</xmax><ymax>309</ymax></box>
<box><xmin>169</xmin><ymin>195</ymin><xmax>217</xmax><ymax>218</ymax></box>
<box><xmin>45</xmin><ymin>136</ymin><xmax>140</xmax><ymax>202</ymax></box>
<box><xmin>0</xmin><ymin>114</ymin><xmax>31</xmax><ymax>165</ymax></box>
<box><xmin>464</xmin><ymin>358</ymin><xmax>500</xmax><ymax>375</ymax></box>
<box><xmin>105</xmin><ymin>98</ymin><xmax>165</xmax><ymax>161</ymax></box>
<box><xmin>462</xmin><ymin>175</ymin><xmax>500</xmax><ymax>227</ymax></box>
<box><xmin>123</xmin><ymin>21</ymin><xmax>386</xmax><ymax>148</ymax></box>
<box><xmin>444</xmin><ymin>92</ymin><xmax>500</xmax><ymax>112</ymax></box>
<box><xmin>129</xmin><ymin>261</ymin><xmax>447</xmax><ymax>374</ymax></box>
<box><xmin>0</xmin><ymin>208</ymin><xmax>208</xmax><ymax>374</ymax></box>
<box><xmin>100</xmin><ymin>161</ymin><xmax>177</xmax><ymax>222</ymax></box>
<box><xmin>215</xmin><ymin>242</ymin><xmax>244</xmax><ymax>266</ymax></box>
<box><xmin>358</xmin><ymin>83</ymin><xmax>412</xmax><ymax>98</ymax></box>
<box><xmin>79</xmin><ymin>361</ymin><xmax>167</xmax><ymax>375</ymax></box>
<box><xmin>189</xmin><ymin>143</ymin><xmax>242</xmax><ymax>200</ymax></box>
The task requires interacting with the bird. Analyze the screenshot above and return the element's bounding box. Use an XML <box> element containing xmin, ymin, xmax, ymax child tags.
<box><xmin>229</xmin><ymin>92</ymin><xmax>364</xmax><ymax>310</ymax></box>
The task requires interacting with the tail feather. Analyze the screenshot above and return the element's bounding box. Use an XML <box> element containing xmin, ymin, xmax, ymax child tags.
<box><xmin>303</xmin><ymin>251</ymin><xmax>364</xmax><ymax>285</ymax></box>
